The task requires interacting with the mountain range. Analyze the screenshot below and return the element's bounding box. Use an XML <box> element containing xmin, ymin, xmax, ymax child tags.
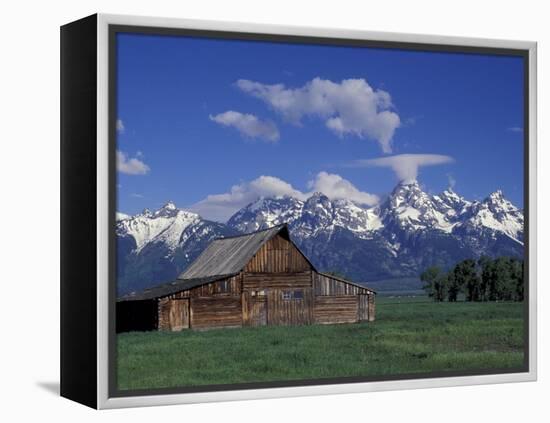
<box><xmin>116</xmin><ymin>180</ymin><xmax>524</xmax><ymax>295</ymax></box>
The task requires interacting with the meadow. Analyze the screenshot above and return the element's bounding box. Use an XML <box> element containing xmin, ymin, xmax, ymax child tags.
<box><xmin>117</xmin><ymin>298</ymin><xmax>525</xmax><ymax>391</ymax></box>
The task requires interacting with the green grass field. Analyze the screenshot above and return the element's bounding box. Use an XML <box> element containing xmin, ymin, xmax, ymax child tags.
<box><xmin>117</xmin><ymin>299</ymin><xmax>525</xmax><ymax>391</ymax></box>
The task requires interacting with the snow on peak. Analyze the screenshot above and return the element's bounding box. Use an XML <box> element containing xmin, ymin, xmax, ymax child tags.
<box><xmin>442</xmin><ymin>188</ymin><xmax>460</xmax><ymax>201</ymax></box>
<box><xmin>382</xmin><ymin>182</ymin><xmax>464</xmax><ymax>233</ymax></box>
<box><xmin>162</xmin><ymin>201</ymin><xmax>176</xmax><ymax>210</ymax></box>
<box><xmin>309</xmin><ymin>191</ymin><xmax>326</xmax><ymax>199</ymax></box>
<box><xmin>458</xmin><ymin>189</ymin><xmax>523</xmax><ymax>241</ymax></box>
<box><xmin>117</xmin><ymin>203</ymin><xmax>201</xmax><ymax>252</ymax></box>
<box><xmin>487</xmin><ymin>189</ymin><xmax>503</xmax><ymax>201</ymax></box>
<box><xmin>432</xmin><ymin>188</ymin><xmax>471</xmax><ymax>219</ymax></box>
<box><xmin>116</xmin><ymin>212</ymin><xmax>130</xmax><ymax>221</ymax></box>
<box><xmin>304</xmin><ymin>192</ymin><xmax>331</xmax><ymax>208</ymax></box>
<box><xmin>153</xmin><ymin>201</ymin><xmax>184</xmax><ymax>218</ymax></box>
<box><xmin>483</xmin><ymin>190</ymin><xmax>519</xmax><ymax>214</ymax></box>
<box><xmin>398</xmin><ymin>178</ymin><xmax>419</xmax><ymax>186</ymax></box>
<box><xmin>227</xmin><ymin>196</ymin><xmax>304</xmax><ymax>233</ymax></box>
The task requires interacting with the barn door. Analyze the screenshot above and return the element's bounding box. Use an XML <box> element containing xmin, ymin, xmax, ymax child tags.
<box><xmin>242</xmin><ymin>291</ymin><xmax>267</xmax><ymax>327</ymax></box>
<box><xmin>250</xmin><ymin>297</ymin><xmax>267</xmax><ymax>326</ymax></box>
<box><xmin>250</xmin><ymin>296</ymin><xmax>267</xmax><ymax>327</ymax></box>
<box><xmin>169</xmin><ymin>298</ymin><xmax>189</xmax><ymax>331</ymax></box>
<box><xmin>267</xmin><ymin>288</ymin><xmax>312</xmax><ymax>326</ymax></box>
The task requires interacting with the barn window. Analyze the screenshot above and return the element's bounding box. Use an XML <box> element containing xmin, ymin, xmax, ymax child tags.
<box><xmin>218</xmin><ymin>280</ymin><xmax>230</xmax><ymax>293</ymax></box>
<box><xmin>282</xmin><ymin>290</ymin><xmax>304</xmax><ymax>300</ymax></box>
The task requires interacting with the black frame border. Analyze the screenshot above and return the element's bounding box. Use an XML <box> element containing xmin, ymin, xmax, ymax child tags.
<box><xmin>107</xmin><ymin>23</ymin><xmax>531</xmax><ymax>399</ymax></box>
<box><xmin>60</xmin><ymin>14</ymin><xmax>99</xmax><ymax>409</ymax></box>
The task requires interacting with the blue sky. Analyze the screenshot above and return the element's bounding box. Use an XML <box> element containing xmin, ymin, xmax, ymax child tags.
<box><xmin>116</xmin><ymin>32</ymin><xmax>525</xmax><ymax>221</ymax></box>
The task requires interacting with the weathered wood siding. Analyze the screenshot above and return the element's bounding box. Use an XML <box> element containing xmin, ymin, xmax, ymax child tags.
<box><xmin>368</xmin><ymin>293</ymin><xmax>376</xmax><ymax>322</ymax></box>
<box><xmin>241</xmin><ymin>291</ymin><xmax>250</xmax><ymax>325</ymax></box>
<box><xmin>157</xmin><ymin>298</ymin><xmax>170</xmax><ymax>331</ymax></box>
<box><xmin>190</xmin><ymin>275</ymin><xmax>241</xmax><ymax>297</ymax></box>
<box><xmin>251</xmin><ymin>296</ymin><xmax>268</xmax><ymax>326</ymax></box>
<box><xmin>190</xmin><ymin>297</ymin><xmax>242</xmax><ymax>329</ymax></box>
<box><xmin>244</xmin><ymin>234</ymin><xmax>311</xmax><ymax>273</ymax></box>
<box><xmin>165</xmin><ymin>275</ymin><xmax>241</xmax><ymax>299</ymax></box>
<box><xmin>243</xmin><ymin>271</ymin><xmax>312</xmax><ymax>290</ymax></box>
<box><xmin>190</xmin><ymin>274</ymin><xmax>243</xmax><ymax>329</ymax></box>
<box><xmin>157</xmin><ymin>275</ymin><xmax>242</xmax><ymax>331</ymax></box>
<box><xmin>358</xmin><ymin>294</ymin><xmax>369</xmax><ymax>322</ymax></box>
<box><xmin>313</xmin><ymin>272</ymin><xmax>367</xmax><ymax>296</ymax></box>
<box><xmin>313</xmin><ymin>296</ymin><xmax>359</xmax><ymax>324</ymax></box>
<box><xmin>267</xmin><ymin>288</ymin><xmax>313</xmax><ymax>326</ymax></box>
<box><xmin>158</xmin><ymin>298</ymin><xmax>189</xmax><ymax>331</ymax></box>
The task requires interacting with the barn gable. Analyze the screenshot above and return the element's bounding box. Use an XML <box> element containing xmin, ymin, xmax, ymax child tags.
<box><xmin>179</xmin><ymin>224</ymin><xmax>295</xmax><ymax>280</ymax></box>
<box><xmin>244</xmin><ymin>232</ymin><xmax>313</xmax><ymax>274</ymax></box>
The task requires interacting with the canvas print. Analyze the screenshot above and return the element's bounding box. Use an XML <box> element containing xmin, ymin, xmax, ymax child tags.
<box><xmin>114</xmin><ymin>31</ymin><xmax>526</xmax><ymax>392</ymax></box>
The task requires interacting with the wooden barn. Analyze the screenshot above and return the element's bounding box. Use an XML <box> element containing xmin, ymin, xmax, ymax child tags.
<box><xmin>117</xmin><ymin>224</ymin><xmax>376</xmax><ymax>332</ymax></box>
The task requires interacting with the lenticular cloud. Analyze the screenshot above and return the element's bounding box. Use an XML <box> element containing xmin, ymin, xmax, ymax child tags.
<box><xmin>353</xmin><ymin>154</ymin><xmax>454</xmax><ymax>183</ymax></box>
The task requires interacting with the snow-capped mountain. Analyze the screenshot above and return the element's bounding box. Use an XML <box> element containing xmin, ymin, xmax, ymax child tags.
<box><xmin>460</xmin><ymin>190</ymin><xmax>524</xmax><ymax>242</ymax></box>
<box><xmin>117</xmin><ymin>201</ymin><xmax>201</xmax><ymax>253</ymax></box>
<box><xmin>116</xmin><ymin>182</ymin><xmax>524</xmax><ymax>295</ymax></box>
<box><xmin>378</xmin><ymin>181</ymin><xmax>457</xmax><ymax>233</ymax></box>
<box><xmin>227</xmin><ymin>181</ymin><xmax>522</xmax><ymax>242</ymax></box>
<box><xmin>432</xmin><ymin>188</ymin><xmax>471</xmax><ymax>220</ymax></box>
<box><xmin>227</xmin><ymin>192</ymin><xmax>383</xmax><ymax>239</ymax></box>
<box><xmin>227</xmin><ymin>196</ymin><xmax>303</xmax><ymax>233</ymax></box>
<box><xmin>116</xmin><ymin>202</ymin><xmax>237</xmax><ymax>295</ymax></box>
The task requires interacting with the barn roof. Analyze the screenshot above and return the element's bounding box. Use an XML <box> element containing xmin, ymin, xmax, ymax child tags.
<box><xmin>117</xmin><ymin>274</ymin><xmax>236</xmax><ymax>302</ymax></box>
<box><xmin>178</xmin><ymin>224</ymin><xmax>305</xmax><ymax>279</ymax></box>
<box><xmin>317</xmin><ymin>272</ymin><xmax>377</xmax><ymax>294</ymax></box>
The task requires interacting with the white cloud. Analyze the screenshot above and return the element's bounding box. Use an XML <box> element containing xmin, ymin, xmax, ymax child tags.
<box><xmin>236</xmin><ymin>78</ymin><xmax>400</xmax><ymax>153</ymax></box>
<box><xmin>190</xmin><ymin>173</ymin><xmax>377</xmax><ymax>222</ymax></box>
<box><xmin>130</xmin><ymin>193</ymin><xmax>144</xmax><ymax>198</ymax></box>
<box><xmin>308</xmin><ymin>172</ymin><xmax>379</xmax><ymax>205</ymax></box>
<box><xmin>209</xmin><ymin>111</ymin><xmax>279</xmax><ymax>142</ymax></box>
<box><xmin>447</xmin><ymin>173</ymin><xmax>456</xmax><ymax>189</ymax></box>
<box><xmin>116</xmin><ymin>119</ymin><xmax>125</xmax><ymax>134</ymax></box>
<box><xmin>353</xmin><ymin>154</ymin><xmax>454</xmax><ymax>183</ymax></box>
<box><xmin>190</xmin><ymin>176</ymin><xmax>305</xmax><ymax>221</ymax></box>
<box><xmin>117</xmin><ymin>150</ymin><xmax>150</xmax><ymax>175</ymax></box>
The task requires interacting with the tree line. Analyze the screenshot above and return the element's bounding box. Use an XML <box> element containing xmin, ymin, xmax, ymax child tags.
<box><xmin>420</xmin><ymin>256</ymin><xmax>524</xmax><ymax>302</ymax></box>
